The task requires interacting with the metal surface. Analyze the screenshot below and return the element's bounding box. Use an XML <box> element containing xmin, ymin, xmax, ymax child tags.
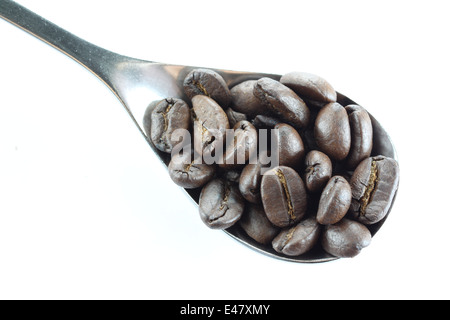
<box><xmin>0</xmin><ymin>0</ymin><xmax>397</xmax><ymax>263</ymax></box>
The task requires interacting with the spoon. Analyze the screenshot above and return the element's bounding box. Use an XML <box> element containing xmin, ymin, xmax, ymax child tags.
<box><xmin>0</xmin><ymin>0</ymin><xmax>397</xmax><ymax>263</ymax></box>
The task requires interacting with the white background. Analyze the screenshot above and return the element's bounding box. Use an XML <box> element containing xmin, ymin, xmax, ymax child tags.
<box><xmin>0</xmin><ymin>0</ymin><xmax>449</xmax><ymax>300</ymax></box>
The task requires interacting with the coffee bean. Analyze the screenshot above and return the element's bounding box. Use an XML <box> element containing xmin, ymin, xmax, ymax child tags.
<box><xmin>143</xmin><ymin>99</ymin><xmax>161</xmax><ymax>140</ymax></box>
<box><xmin>274</xmin><ymin>123</ymin><xmax>305</xmax><ymax>168</ymax></box>
<box><xmin>322</xmin><ymin>219</ymin><xmax>371</xmax><ymax>258</ymax></box>
<box><xmin>272</xmin><ymin>217</ymin><xmax>321</xmax><ymax>256</ymax></box>
<box><xmin>280</xmin><ymin>71</ymin><xmax>337</xmax><ymax>103</ymax></box>
<box><xmin>314</xmin><ymin>102</ymin><xmax>351</xmax><ymax>161</ymax></box>
<box><xmin>349</xmin><ymin>156</ymin><xmax>399</xmax><ymax>225</ymax></box>
<box><xmin>192</xmin><ymin>95</ymin><xmax>230</xmax><ymax>158</ymax></box>
<box><xmin>345</xmin><ymin>104</ymin><xmax>373</xmax><ymax>169</ymax></box>
<box><xmin>239</xmin><ymin>204</ymin><xmax>280</xmax><ymax>245</ymax></box>
<box><xmin>149</xmin><ymin>98</ymin><xmax>190</xmax><ymax>153</ymax></box>
<box><xmin>261</xmin><ymin>166</ymin><xmax>307</xmax><ymax>228</ymax></box>
<box><xmin>304</xmin><ymin>150</ymin><xmax>332</xmax><ymax>193</ymax></box>
<box><xmin>199</xmin><ymin>178</ymin><xmax>245</xmax><ymax>229</ymax></box>
<box><xmin>316</xmin><ymin>176</ymin><xmax>351</xmax><ymax>225</ymax></box>
<box><xmin>239</xmin><ymin>153</ymin><xmax>268</xmax><ymax>204</ymax></box>
<box><xmin>184</xmin><ymin>68</ymin><xmax>231</xmax><ymax>107</ymax></box>
<box><xmin>238</xmin><ymin>150</ymin><xmax>272</xmax><ymax>204</ymax></box>
<box><xmin>230</xmin><ymin>80</ymin><xmax>265</xmax><ymax>117</ymax></box>
<box><xmin>253</xmin><ymin>77</ymin><xmax>310</xmax><ymax>129</ymax></box>
<box><xmin>225</xmin><ymin>107</ymin><xmax>247</xmax><ymax>128</ymax></box>
<box><xmin>168</xmin><ymin>150</ymin><xmax>216</xmax><ymax>189</ymax></box>
<box><xmin>220</xmin><ymin>120</ymin><xmax>258</xmax><ymax>169</ymax></box>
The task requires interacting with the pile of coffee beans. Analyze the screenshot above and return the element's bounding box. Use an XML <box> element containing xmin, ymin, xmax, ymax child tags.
<box><xmin>143</xmin><ymin>68</ymin><xmax>399</xmax><ymax>260</ymax></box>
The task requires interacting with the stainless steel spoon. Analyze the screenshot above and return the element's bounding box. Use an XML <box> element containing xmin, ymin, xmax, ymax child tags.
<box><xmin>0</xmin><ymin>0</ymin><xmax>397</xmax><ymax>263</ymax></box>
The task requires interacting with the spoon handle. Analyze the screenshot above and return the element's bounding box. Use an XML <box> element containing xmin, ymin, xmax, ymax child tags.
<box><xmin>0</xmin><ymin>0</ymin><xmax>130</xmax><ymax>89</ymax></box>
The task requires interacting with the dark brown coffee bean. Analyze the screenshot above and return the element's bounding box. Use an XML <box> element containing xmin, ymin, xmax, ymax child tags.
<box><xmin>345</xmin><ymin>104</ymin><xmax>373</xmax><ymax>169</ymax></box>
<box><xmin>143</xmin><ymin>100</ymin><xmax>161</xmax><ymax>140</ymax></box>
<box><xmin>192</xmin><ymin>95</ymin><xmax>230</xmax><ymax>158</ymax></box>
<box><xmin>225</xmin><ymin>107</ymin><xmax>247</xmax><ymax>128</ymax></box>
<box><xmin>168</xmin><ymin>150</ymin><xmax>216</xmax><ymax>189</ymax></box>
<box><xmin>239</xmin><ymin>152</ymin><xmax>269</xmax><ymax>204</ymax></box>
<box><xmin>183</xmin><ymin>68</ymin><xmax>231</xmax><ymax>107</ymax></box>
<box><xmin>322</xmin><ymin>219</ymin><xmax>371</xmax><ymax>258</ymax></box>
<box><xmin>253</xmin><ymin>77</ymin><xmax>310</xmax><ymax>129</ymax></box>
<box><xmin>272</xmin><ymin>217</ymin><xmax>321</xmax><ymax>256</ymax></box>
<box><xmin>199</xmin><ymin>178</ymin><xmax>244</xmax><ymax>229</ymax></box>
<box><xmin>230</xmin><ymin>80</ymin><xmax>264</xmax><ymax>117</ymax></box>
<box><xmin>280</xmin><ymin>71</ymin><xmax>337</xmax><ymax>103</ymax></box>
<box><xmin>149</xmin><ymin>98</ymin><xmax>190</xmax><ymax>153</ymax></box>
<box><xmin>349</xmin><ymin>156</ymin><xmax>399</xmax><ymax>225</ymax></box>
<box><xmin>304</xmin><ymin>150</ymin><xmax>332</xmax><ymax>193</ymax></box>
<box><xmin>239</xmin><ymin>204</ymin><xmax>279</xmax><ymax>245</ymax></box>
<box><xmin>316</xmin><ymin>176</ymin><xmax>351</xmax><ymax>225</ymax></box>
<box><xmin>261</xmin><ymin>166</ymin><xmax>307</xmax><ymax>228</ymax></box>
<box><xmin>314</xmin><ymin>102</ymin><xmax>351</xmax><ymax>161</ymax></box>
<box><xmin>220</xmin><ymin>120</ymin><xmax>257</xmax><ymax>169</ymax></box>
<box><xmin>274</xmin><ymin>123</ymin><xmax>305</xmax><ymax>168</ymax></box>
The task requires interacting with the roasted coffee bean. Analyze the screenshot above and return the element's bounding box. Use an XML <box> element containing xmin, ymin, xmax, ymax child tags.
<box><xmin>183</xmin><ymin>68</ymin><xmax>231</xmax><ymax>107</ymax></box>
<box><xmin>239</xmin><ymin>204</ymin><xmax>280</xmax><ymax>245</ymax></box>
<box><xmin>253</xmin><ymin>77</ymin><xmax>310</xmax><ymax>129</ymax></box>
<box><xmin>220</xmin><ymin>121</ymin><xmax>258</xmax><ymax>168</ymax></box>
<box><xmin>239</xmin><ymin>153</ymin><xmax>269</xmax><ymax>204</ymax></box>
<box><xmin>199</xmin><ymin>178</ymin><xmax>245</xmax><ymax>229</ymax></box>
<box><xmin>304</xmin><ymin>150</ymin><xmax>332</xmax><ymax>193</ymax></box>
<box><xmin>316</xmin><ymin>176</ymin><xmax>351</xmax><ymax>225</ymax></box>
<box><xmin>322</xmin><ymin>219</ymin><xmax>372</xmax><ymax>258</ymax></box>
<box><xmin>168</xmin><ymin>150</ymin><xmax>216</xmax><ymax>189</ymax></box>
<box><xmin>149</xmin><ymin>98</ymin><xmax>190</xmax><ymax>153</ymax></box>
<box><xmin>345</xmin><ymin>104</ymin><xmax>373</xmax><ymax>169</ymax></box>
<box><xmin>143</xmin><ymin>100</ymin><xmax>160</xmax><ymax>139</ymax></box>
<box><xmin>261</xmin><ymin>166</ymin><xmax>307</xmax><ymax>228</ymax></box>
<box><xmin>280</xmin><ymin>71</ymin><xmax>337</xmax><ymax>103</ymax></box>
<box><xmin>225</xmin><ymin>107</ymin><xmax>247</xmax><ymax>128</ymax></box>
<box><xmin>192</xmin><ymin>95</ymin><xmax>230</xmax><ymax>158</ymax></box>
<box><xmin>272</xmin><ymin>217</ymin><xmax>321</xmax><ymax>256</ymax></box>
<box><xmin>349</xmin><ymin>156</ymin><xmax>399</xmax><ymax>225</ymax></box>
<box><xmin>314</xmin><ymin>102</ymin><xmax>351</xmax><ymax>161</ymax></box>
<box><xmin>274</xmin><ymin>123</ymin><xmax>305</xmax><ymax>168</ymax></box>
<box><xmin>230</xmin><ymin>80</ymin><xmax>264</xmax><ymax>116</ymax></box>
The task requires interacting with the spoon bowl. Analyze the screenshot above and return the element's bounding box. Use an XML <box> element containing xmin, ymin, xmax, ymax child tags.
<box><xmin>0</xmin><ymin>0</ymin><xmax>397</xmax><ymax>263</ymax></box>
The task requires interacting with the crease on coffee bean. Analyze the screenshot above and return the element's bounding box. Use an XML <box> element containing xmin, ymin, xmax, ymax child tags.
<box><xmin>306</xmin><ymin>163</ymin><xmax>319</xmax><ymax>175</ymax></box>
<box><xmin>193</xmin><ymin>109</ymin><xmax>214</xmax><ymax>148</ymax></box>
<box><xmin>281</xmin><ymin>226</ymin><xmax>296</xmax><ymax>250</ymax></box>
<box><xmin>275</xmin><ymin>169</ymin><xmax>295</xmax><ymax>221</ymax></box>
<box><xmin>183</xmin><ymin>159</ymin><xmax>195</xmax><ymax>173</ymax></box>
<box><xmin>218</xmin><ymin>183</ymin><xmax>231</xmax><ymax>212</ymax></box>
<box><xmin>162</xmin><ymin>99</ymin><xmax>174</xmax><ymax>131</ymax></box>
<box><xmin>192</xmin><ymin>72</ymin><xmax>210</xmax><ymax>97</ymax></box>
<box><xmin>155</xmin><ymin>100</ymin><xmax>175</xmax><ymax>148</ymax></box>
<box><xmin>359</xmin><ymin>159</ymin><xmax>379</xmax><ymax>217</ymax></box>
<box><xmin>259</xmin><ymin>89</ymin><xmax>278</xmax><ymax>112</ymax></box>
